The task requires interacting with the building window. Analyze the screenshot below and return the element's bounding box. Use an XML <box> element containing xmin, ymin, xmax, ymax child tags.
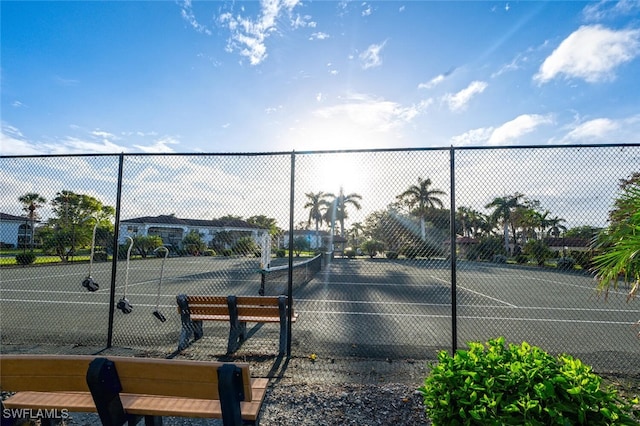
<box><xmin>127</xmin><ymin>226</ymin><xmax>138</xmax><ymax>233</ymax></box>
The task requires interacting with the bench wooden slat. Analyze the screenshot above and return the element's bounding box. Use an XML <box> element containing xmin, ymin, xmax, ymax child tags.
<box><xmin>2</xmin><ymin>391</ymin><xmax>97</xmax><ymax>412</ymax></box>
<box><xmin>1</xmin><ymin>355</ymin><xmax>267</xmax><ymax>424</ymax></box>
<box><xmin>0</xmin><ymin>355</ymin><xmax>93</xmax><ymax>392</ymax></box>
<box><xmin>177</xmin><ymin>294</ymin><xmax>295</xmax><ymax>355</ymax></box>
<box><xmin>3</xmin><ymin>378</ymin><xmax>269</xmax><ymax>422</ymax></box>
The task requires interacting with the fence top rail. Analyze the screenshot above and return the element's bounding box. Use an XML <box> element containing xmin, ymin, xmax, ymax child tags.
<box><xmin>2</xmin><ymin>143</ymin><xmax>639</xmax><ymax>160</ymax></box>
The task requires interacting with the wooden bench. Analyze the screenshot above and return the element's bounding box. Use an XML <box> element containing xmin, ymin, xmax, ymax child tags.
<box><xmin>177</xmin><ymin>294</ymin><xmax>297</xmax><ymax>355</ymax></box>
<box><xmin>0</xmin><ymin>354</ymin><xmax>268</xmax><ymax>426</ymax></box>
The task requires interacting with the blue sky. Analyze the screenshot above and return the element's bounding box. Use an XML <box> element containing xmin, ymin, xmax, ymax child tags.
<box><xmin>2</xmin><ymin>0</ymin><xmax>640</xmax><ymax>155</ymax></box>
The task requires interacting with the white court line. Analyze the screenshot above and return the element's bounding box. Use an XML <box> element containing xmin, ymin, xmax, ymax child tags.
<box><xmin>431</xmin><ymin>276</ymin><xmax>517</xmax><ymax>307</ymax></box>
<box><xmin>296</xmin><ymin>309</ymin><xmax>637</xmax><ymax>325</ymax></box>
<box><xmin>295</xmin><ymin>298</ymin><xmax>640</xmax><ymax>313</ymax></box>
<box><xmin>0</xmin><ymin>298</ymin><xmax>174</xmax><ymax>309</ymax></box>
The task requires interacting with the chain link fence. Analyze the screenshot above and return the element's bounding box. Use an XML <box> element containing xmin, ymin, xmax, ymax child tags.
<box><xmin>1</xmin><ymin>145</ymin><xmax>639</xmax><ymax>375</ymax></box>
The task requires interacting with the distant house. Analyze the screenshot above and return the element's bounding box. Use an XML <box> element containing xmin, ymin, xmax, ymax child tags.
<box><xmin>282</xmin><ymin>230</ymin><xmax>331</xmax><ymax>250</ymax></box>
<box><xmin>118</xmin><ymin>215</ymin><xmax>267</xmax><ymax>250</ymax></box>
<box><xmin>0</xmin><ymin>212</ymin><xmax>36</xmax><ymax>248</ymax></box>
<box><xmin>544</xmin><ymin>237</ymin><xmax>591</xmax><ymax>253</ymax></box>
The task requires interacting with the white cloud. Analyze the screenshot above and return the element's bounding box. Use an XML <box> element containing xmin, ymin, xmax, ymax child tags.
<box><xmin>450</xmin><ymin>127</ymin><xmax>494</xmax><ymax>147</ymax></box>
<box><xmin>418</xmin><ymin>74</ymin><xmax>445</xmax><ymax>90</ymax></box>
<box><xmin>582</xmin><ymin>0</ymin><xmax>640</xmax><ymax>22</ymax></box>
<box><xmin>314</xmin><ymin>93</ymin><xmax>424</xmax><ymax>132</ymax></box>
<box><xmin>443</xmin><ymin>81</ymin><xmax>488</xmax><ymax>112</ymax></box>
<box><xmin>133</xmin><ymin>137</ymin><xmax>178</xmax><ymax>153</ymax></box>
<box><xmin>450</xmin><ymin>114</ymin><xmax>553</xmax><ymax>146</ymax></box>
<box><xmin>534</xmin><ymin>25</ymin><xmax>640</xmax><ymax>84</ymax></box>
<box><xmin>218</xmin><ymin>0</ymin><xmax>302</xmax><ymax>65</ymax></box>
<box><xmin>179</xmin><ymin>0</ymin><xmax>212</xmax><ymax>35</ymax></box>
<box><xmin>361</xmin><ymin>3</ymin><xmax>372</xmax><ymax>16</ymax></box>
<box><xmin>310</xmin><ymin>32</ymin><xmax>330</xmax><ymax>40</ymax></box>
<box><xmin>0</xmin><ymin>124</ymin><xmax>40</xmax><ymax>155</ymax></box>
<box><xmin>359</xmin><ymin>41</ymin><xmax>387</xmax><ymax>69</ymax></box>
<box><xmin>564</xmin><ymin>118</ymin><xmax>618</xmax><ymax>142</ymax></box>
<box><xmin>555</xmin><ymin>115</ymin><xmax>640</xmax><ymax>144</ymax></box>
<box><xmin>488</xmin><ymin>114</ymin><xmax>554</xmax><ymax>145</ymax></box>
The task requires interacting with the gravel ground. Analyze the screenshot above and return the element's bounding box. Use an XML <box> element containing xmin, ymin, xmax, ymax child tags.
<box><xmin>1</xmin><ymin>346</ymin><xmax>433</xmax><ymax>425</ymax></box>
<box><xmin>4</xmin><ymin>346</ymin><xmax>639</xmax><ymax>426</ymax></box>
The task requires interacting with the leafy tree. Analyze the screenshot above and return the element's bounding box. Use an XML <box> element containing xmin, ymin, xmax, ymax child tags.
<box><xmin>218</xmin><ymin>214</ymin><xmax>244</xmax><ymax>222</ymax></box>
<box><xmin>524</xmin><ymin>239</ymin><xmax>553</xmax><ymax>266</ymax></box>
<box><xmin>361</xmin><ymin>239</ymin><xmax>384</xmax><ymax>258</ymax></box>
<box><xmin>233</xmin><ymin>236</ymin><xmax>259</xmax><ymax>256</ymax></box>
<box><xmin>182</xmin><ymin>230</ymin><xmax>206</xmax><ymax>255</ymax></box>
<box><xmin>44</xmin><ymin>190</ymin><xmax>113</xmax><ymax>261</ymax></box>
<box><xmin>18</xmin><ymin>192</ymin><xmax>46</xmax><ymax>251</ymax></box>
<box><xmin>397</xmin><ymin>177</ymin><xmax>445</xmax><ymax>242</ymax></box>
<box><xmin>565</xmin><ymin>225</ymin><xmax>602</xmax><ymax>241</ymax></box>
<box><xmin>211</xmin><ymin>230</ymin><xmax>234</xmax><ymax>251</ymax></box>
<box><xmin>132</xmin><ymin>235</ymin><xmax>163</xmax><ymax>258</ymax></box>
<box><xmin>592</xmin><ymin>177</ymin><xmax>640</xmax><ymax>305</ymax></box>
<box><xmin>246</xmin><ymin>215</ymin><xmax>280</xmax><ymax>236</ymax></box>
<box><xmin>289</xmin><ymin>236</ymin><xmax>310</xmax><ymax>256</ymax></box>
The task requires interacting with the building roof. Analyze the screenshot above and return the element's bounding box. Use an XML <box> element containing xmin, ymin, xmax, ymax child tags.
<box><xmin>0</xmin><ymin>212</ymin><xmax>29</xmax><ymax>222</ymax></box>
<box><xmin>121</xmin><ymin>215</ymin><xmax>261</xmax><ymax>229</ymax></box>
<box><xmin>544</xmin><ymin>237</ymin><xmax>590</xmax><ymax>248</ymax></box>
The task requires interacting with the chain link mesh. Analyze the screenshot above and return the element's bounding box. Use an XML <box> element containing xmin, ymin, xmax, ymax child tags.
<box><xmin>1</xmin><ymin>146</ymin><xmax>638</xmax><ymax>374</ymax></box>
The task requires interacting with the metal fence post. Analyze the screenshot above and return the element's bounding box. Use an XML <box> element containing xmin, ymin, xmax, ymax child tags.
<box><xmin>286</xmin><ymin>151</ymin><xmax>296</xmax><ymax>357</ymax></box>
<box><xmin>106</xmin><ymin>153</ymin><xmax>124</xmax><ymax>349</ymax></box>
<box><xmin>450</xmin><ymin>147</ymin><xmax>457</xmax><ymax>354</ymax></box>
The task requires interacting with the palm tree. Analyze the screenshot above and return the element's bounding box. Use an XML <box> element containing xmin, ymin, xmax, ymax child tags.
<box><xmin>304</xmin><ymin>191</ymin><xmax>330</xmax><ymax>248</ymax></box>
<box><xmin>397</xmin><ymin>177</ymin><xmax>446</xmax><ymax>241</ymax></box>
<box><xmin>547</xmin><ymin>216</ymin><xmax>567</xmax><ymax>238</ymax></box>
<box><xmin>533</xmin><ymin>210</ymin><xmax>552</xmax><ymax>239</ymax></box>
<box><xmin>485</xmin><ymin>193</ymin><xmax>524</xmax><ymax>255</ymax></box>
<box><xmin>349</xmin><ymin>222</ymin><xmax>364</xmax><ymax>251</ymax></box>
<box><xmin>18</xmin><ymin>192</ymin><xmax>46</xmax><ymax>251</ymax></box>
<box><xmin>326</xmin><ymin>187</ymin><xmax>362</xmax><ymax>238</ymax></box>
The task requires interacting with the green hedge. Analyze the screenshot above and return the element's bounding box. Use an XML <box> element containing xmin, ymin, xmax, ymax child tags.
<box><xmin>419</xmin><ymin>337</ymin><xmax>637</xmax><ymax>425</ymax></box>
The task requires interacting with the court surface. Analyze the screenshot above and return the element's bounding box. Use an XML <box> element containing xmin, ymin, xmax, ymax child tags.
<box><xmin>1</xmin><ymin>257</ymin><xmax>638</xmax><ymax>368</ymax></box>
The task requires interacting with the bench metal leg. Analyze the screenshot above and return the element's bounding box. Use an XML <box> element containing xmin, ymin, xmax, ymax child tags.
<box><xmin>86</xmin><ymin>357</ymin><xmax>128</xmax><ymax>426</ymax></box>
<box><xmin>227</xmin><ymin>296</ymin><xmax>246</xmax><ymax>354</ymax></box>
<box><xmin>217</xmin><ymin>364</ymin><xmax>244</xmax><ymax>426</ymax></box>
<box><xmin>278</xmin><ymin>295</ymin><xmax>288</xmax><ymax>355</ymax></box>
<box><xmin>177</xmin><ymin>294</ymin><xmax>204</xmax><ymax>351</ymax></box>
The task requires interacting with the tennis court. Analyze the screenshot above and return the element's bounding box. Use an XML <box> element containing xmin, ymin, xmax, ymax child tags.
<box><xmin>1</xmin><ymin>256</ymin><xmax>639</xmax><ymax>372</ymax></box>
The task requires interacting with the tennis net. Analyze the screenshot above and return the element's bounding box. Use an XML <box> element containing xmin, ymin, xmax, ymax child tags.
<box><xmin>259</xmin><ymin>254</ymin><xmax>323</xmax><ymax>296</ymax></box>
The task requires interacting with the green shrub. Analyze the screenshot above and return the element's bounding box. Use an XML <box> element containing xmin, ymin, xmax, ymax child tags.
<box><xmin>202</xmin><ymin>249</ymin><xmax>215</xmax><ymax>256</ymax></box>
<box><xmin>492</xmin><ymin>254</ymin><xmax>507</xmax><ymax>263</ymax></box>
<box><xmin>468</xmin><ymin>236</ymin><xmax>506</xmax><ymax>261</ymax></box>
<box><xmin>557</xmin><ymin>257</ymin><xmax>576</xmax><ymax>270</ymax></box>
<box><xmin>361</xmin><ymin>239</ymin><xmax>384</xmax><ymax>258</ymax></box>
<box><xmin>15</xmin><ymin>252</ymin><xmax>36</xmax><ymax>265</ymax></box>
<box><xmin>570</xmin><ymin>250</ymin><xmax>593</xmax><ymax>269</ymax></box>
<box><xmin>385</xmin><ymin>251</ymin><xmax>399</xmax><ymax>259</ymax></box>
<box><xmin>515</xmin><ymin>254</ymin><xmax>528</xmax><ymax>264</ymax></box>
<box><xmin>92</xmin><ymin>251</ymin><xmax>108</xmax><ymax>262</ymax></box>
<box><xmin>221</xmin><ymin>248</ymin><xmax>233</xmax><ymax>257</ymax></box>
<box><xmin>276</xmin><ymin>249</ymin><xmax>286</xmax><ymax>258</ymax></box>
<box><xmin>419</xmin><ymin>337</ymin><xmax>637</xmax><ymax>425</ymax></box>
<box><xmin>344</xmin><ymin>249</ymin><xmax>356</xmax><ymax>258</ymax></box>
<box><xmin>524</xmin><ymin>239</ymin><xmax>553</xmax><ymax>266</ymax></box>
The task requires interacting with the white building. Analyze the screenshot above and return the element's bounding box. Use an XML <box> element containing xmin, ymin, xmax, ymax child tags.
<box><xmin>118</xmin><ymin>215</ymin><xmax>266</xmax><ymax>250</ymax></box>
<box><xmin>0</xmin><ymin>212</ymin><xmax>34</xmax><ymax>248</ymax></box>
